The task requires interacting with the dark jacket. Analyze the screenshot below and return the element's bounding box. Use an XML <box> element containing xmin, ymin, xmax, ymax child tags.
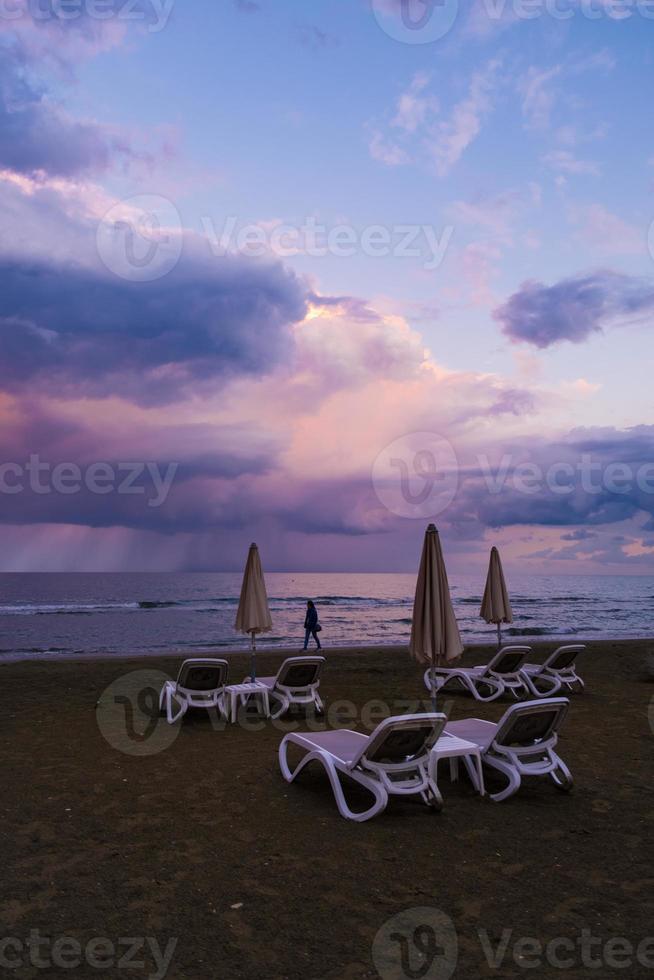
<box><xmin>304</xmin><ymin>606</ymin><xmax>318</xmax><ymax>630</ymax></box>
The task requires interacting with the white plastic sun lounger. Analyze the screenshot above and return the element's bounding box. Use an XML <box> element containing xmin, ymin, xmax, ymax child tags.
<box><xmin>246</xmin><ymin>656</ymin><xmax>325</xmax><ymax>719</ymax></box>
<box><xmin>521</xmin><ymin>644</ymin><xmax>586</xmax><ymax>696</ymax></box>
<box><xmin>159</xmin><ymin>658</ymin><xmax>229</xmax><ymax>725</ymax></box>
<box><xmin>445</xmin><ymin>698</ymin><xmax>572</xmax><ymax>802</ymax></box>
<box><xmin>424</xmin><ymin>646</ymin><xmax>532</xmax><ymax>702</ymax></box>
<box><xmin>279</xmin><ymin>713</ymin><xmax>447</xmax><ymax>822</ymax></box>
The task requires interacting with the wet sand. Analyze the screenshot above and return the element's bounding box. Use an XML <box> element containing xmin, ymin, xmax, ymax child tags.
<box><xmin>2</xmin><ymin>639</ymin><xmax>654</xmax><ymax>979</ymax></box>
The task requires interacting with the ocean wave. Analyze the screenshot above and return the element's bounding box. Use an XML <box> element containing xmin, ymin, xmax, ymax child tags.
<box><xmin>138</xmin><ymin>600</ymin><xmax>181</xmax><ymax>609</ymax></box>
<box><xmin>0</xmin><ymin>602</ymin><xmax>140</xmax><ymax>616</ymax></box>
<box><xmin>504</xmin><ymin>627</ymin><xmax>554</xmax><ymax>636</ymax></box>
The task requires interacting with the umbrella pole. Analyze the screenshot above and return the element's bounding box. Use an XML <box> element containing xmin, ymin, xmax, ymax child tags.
<box><xmin>250</xmin><ymin>631</ymin><xmax>257</xmax><ymax>683</ymax></box>
<box><xmin>497</xmin><ymin>622</ymin><xmax>501</xmax><ymax>648</ymax></box>
<box><xmin>430</xmin><ymin>658</ymin><xmax>437</xmax><ymax>712</ymax></box>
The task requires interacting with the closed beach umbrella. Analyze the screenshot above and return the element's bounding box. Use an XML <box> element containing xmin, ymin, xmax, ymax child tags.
<box><xmin>235</xmin><ymin>542</ymin><xmax>273</xmax><ymax>683</ymax></box>
<box><xmin>410</xmin><ymin>523</ymin><xmax>463</xmax><ymax>709</ymax></box>
<box><xmin>480</xmin><ymin>546</ymin><xmax>513</xmax><ymax>647</ymax></box>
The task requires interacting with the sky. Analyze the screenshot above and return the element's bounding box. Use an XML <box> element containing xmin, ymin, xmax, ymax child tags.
<box><xmin>0</xmin><ymin>0</ymin><xmax>653</xmax><ymax>574</ymax></box>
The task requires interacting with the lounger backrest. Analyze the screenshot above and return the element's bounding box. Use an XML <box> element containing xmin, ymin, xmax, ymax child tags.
<box><xmin>494</xmin><ymin>698</ymin><xmax>569</xmax><ymax>748</ymax></box>
<box><xmin>277</xmin><ymin>656</ymin><xmax>325</xmax><ymax>689</ymax></box>
<box><xmin>361</xmin><ymin>714</ymin><xmax>447</xmax><ymax>768</ymax></box>
<box><xmin>177</xmin><ymin>659</ymin><xmax>229</xmax><ymax>692</ymax></box>
<box><xmin>546</xmin><ymin>645</ymin><xmax>585</xmax><ymax>671</ymax></box>
<box><xmin>487</xmin><ymin>645</ymin><xmax>531</xmax><ymax>675</ymax></box>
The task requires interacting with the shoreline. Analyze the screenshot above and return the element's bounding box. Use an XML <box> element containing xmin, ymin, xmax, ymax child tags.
<box><xmin>2</xmin><ymin>635</ymin><xmax>652</xmax><ymax>670</ymax></box>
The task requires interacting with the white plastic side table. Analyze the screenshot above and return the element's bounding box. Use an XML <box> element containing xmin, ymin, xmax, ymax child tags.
<box><xmin>429</xmin><ymin>733</ymin><xmax>485</xmax><ymax>796</ymax></box>
<box><xmin>225</xmin><ymin>682</ymin><xmax>271</xmax><ymax>723</ymax></box>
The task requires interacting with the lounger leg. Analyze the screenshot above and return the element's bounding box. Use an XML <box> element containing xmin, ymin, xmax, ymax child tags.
<box><xmin>460</xmin><ymin>752</ymin><xmax>486</xmax><ymax>796</ymax></box>
<box><xmin>549</xmin><ymin>753</ymin><xmax>573</xmax><ymax>792</ymax></box>
<box><xmin>164</xmin><ymin>686</ymin><xmax>187</xmax><ymax>725</ymax></box>
<box><xmin>469</xmin><ymin>677</ymin><xmax>504</xmax><ymax>702</ymax></box>
<box><xmin>279</xmin><ymin>738</ymin><xmax>388</xmax><ymax>822</ymax></box>
<box><xmin>521</xmin><ymin>671</ymin><xmax>561</xmax><ymax>699</ymax></box>
<box><xmin>484</xmin><ymin>756</ymin><xmax>521</xmax><ymax>802</ymax></box>
<box><xmin>269</xmin><ymin>692</ymin><xmax>289</xmax><ymax>720</ymax></box>
<box><xmin>421</xmin><ymin>778</ymin><xmax>443</xmax><ymax>812</ymax></box>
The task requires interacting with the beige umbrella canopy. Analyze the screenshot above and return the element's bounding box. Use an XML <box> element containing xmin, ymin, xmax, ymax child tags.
<box><xmin>410</xmin><ymin>524</ymin><xmax>463</xmax><ymax>708</ymax></box>
<box><xmin>480</xmin><ymin>546</ymin><xmax>513</xmax><ymax>646</ymax></box>
<box><xmin>235</xmin><ymin>542</ymin><xmax>273</xmax><ymax>682</ymax></box>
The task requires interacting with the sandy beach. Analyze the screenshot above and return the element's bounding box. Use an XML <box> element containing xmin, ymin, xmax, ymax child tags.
<box><xmin>2</xmin><ymin>639</ymin><xmax>654</xmax><ymax>979</ymax></box>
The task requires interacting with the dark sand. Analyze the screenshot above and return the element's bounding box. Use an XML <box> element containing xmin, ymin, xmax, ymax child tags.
<box><xmin>2</xmin><ymin>640</ymin><xmax>654</xmax><ymax>979</ymax></box>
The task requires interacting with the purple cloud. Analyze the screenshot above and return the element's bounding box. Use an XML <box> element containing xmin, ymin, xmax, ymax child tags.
<box><xmin>0</xmin><ymin>42</ymin><xmax>126</xmax><ymax>176</ymax></box>
<box><xmin>452</xmin><ymin>426</ymin><xmax>654</xmax><ymax>532</ymax></box>
<box><xmin>494</xmin><ymin>271</ymin><xmax>654</xmax><ymax>348</ymax></box>
<box><xmin>0</xmin><ymin>249</ymin><xmax>307</xmax><ymax>404</ymax></box>
<box><xmin>0</xmin><ymin>1</ymin><xmax>175</xmax><ymax>178</ymax></box>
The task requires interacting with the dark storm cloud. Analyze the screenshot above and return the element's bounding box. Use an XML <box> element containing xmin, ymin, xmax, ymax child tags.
<box><xmin>494</xmin><ymin>271</ymin><xmax>654</xmax><ymax>348</ymax></box>
<box><xmin>0</xmin><ymin>407</ymin><xmax>282</xmax><ymax>533</ymax></box>
<box><xmin>0</xmin><ymin>250</ymin><xmax>307</xmax><ymax>403</ymax></box>
<box><xmin>453</xmin><ymin>426</ymin><xmax>654</xmax><ymax>531</ymax></box>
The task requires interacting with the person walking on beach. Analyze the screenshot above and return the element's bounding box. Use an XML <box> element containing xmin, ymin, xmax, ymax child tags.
<box><xmin>303</xmin><ymin>600</ymin><xmax>322</xmax><ymax>650</ymax></box>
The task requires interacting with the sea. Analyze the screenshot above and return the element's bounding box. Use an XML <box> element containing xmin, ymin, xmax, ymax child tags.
<box><xmin>0</xmin><ymin>572</ymin><xmax>653</xmax><ymax>663</ymax></box>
